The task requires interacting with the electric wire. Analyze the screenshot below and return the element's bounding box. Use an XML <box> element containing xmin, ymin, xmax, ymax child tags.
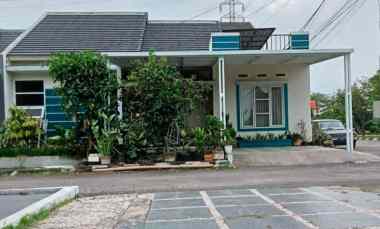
<box><xmin>301</xmin><ymin>0</ymin><xmax>328</xmax><ymax>31</ymax></box>
<box><xmin>313</xmin><ymin>0</ymin><xmax>368</xmax><ymax>47</ymax></box>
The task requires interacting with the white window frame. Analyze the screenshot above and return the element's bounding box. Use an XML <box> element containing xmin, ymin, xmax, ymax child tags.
<box><xmin>239</xmin><ymin>81</ymin><xmax>286</xmax><ymax>130</ymax></box>
<box><xmin>14</xmin><ymin>80</ymin><xmax>45</xmax><ymax>111</ymax></box>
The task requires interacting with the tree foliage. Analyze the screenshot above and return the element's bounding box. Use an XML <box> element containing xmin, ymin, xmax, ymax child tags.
<box><xmin>0</xmin><ymin>106</ymin><xmax>42</xmax><ymax>147</ymax></box>
<box><xmin>123</xmin><ymin>53</ymin><xmax>210</xmax><ymax>149</ymax></box>
<box><xmin>312</xmin><ymin>74</ymin><xmax>376</xmax><ymax>133</ymax></box>
<box><xmin>48</xmin><ymin>51</ymin><xmax>119</xmax><ymax>151</ymax></box>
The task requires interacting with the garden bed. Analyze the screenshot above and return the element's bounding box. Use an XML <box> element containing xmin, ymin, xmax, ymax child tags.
<box><xmin>238</xmin><ymin>139</ymin><xmax>293</xmax><ymax>148</ymax></box>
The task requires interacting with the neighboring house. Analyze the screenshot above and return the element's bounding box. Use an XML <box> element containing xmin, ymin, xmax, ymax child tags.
<box><xmin>0</xmin><ymin>12</ymin><xmax>355</xmax><ymax>152</ymax></box>
<box><xmin>374</xmin><ymin>101</ymin><xmax>380</xmax><ymax>119</ymax></box>
<box><xmin>0</xmin><ymin>29</ymin><xmax>24</xmax><ymax>121</ymax></box>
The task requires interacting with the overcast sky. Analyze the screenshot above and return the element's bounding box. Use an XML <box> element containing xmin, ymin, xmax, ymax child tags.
<box><xmin>1</xmin><ymin>0</ymin><xmax>379</xmax><ymax>94</ymax></box>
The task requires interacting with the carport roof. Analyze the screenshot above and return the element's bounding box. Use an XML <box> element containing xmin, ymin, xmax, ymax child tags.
<box><xmin>106</xmin><ymin>49</ymin><xmax>354</xmax><ymax>67</ymax></box>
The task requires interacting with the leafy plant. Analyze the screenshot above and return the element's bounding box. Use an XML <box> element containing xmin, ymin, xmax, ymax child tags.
<box><xmin>223</xmin><ymin>128</ymin><xmax>237</xmax><ymax>146</ymax></box>
<box><xmin>122</xmin><ymin>119</ymin><xmax>147</xmax><ymax>160</ymax></box>
<box><xmin>49</xmin><ymin>51</ymin><xmax>120</xmax><ymax>152</ymax></box>
<box><xmin>122</xmin><ymin>52</ymin><xmax>210</xmax><ymax>157</ymax></box>
<box><xmin>2</xmin><ymin>107</ymin><xmax>42</xmax><ymax>147</ymax></box>
<box><xmin>205</xmin><ymin>115</ymin><xmax>224</xmax><ymax>149</ymax></box>
<box><xmin>194</xmin><ymin>127</ymin><xmax>206</xmax><ymax>153</ymax></box>
<box><xmin>92</xmin><ymin>113</ymin><xmax>120</xmax><ymax>157</ymax></box>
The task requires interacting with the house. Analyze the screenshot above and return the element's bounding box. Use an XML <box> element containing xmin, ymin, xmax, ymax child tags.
<box><xmin>0</xmin><ymin>12</ymin><xmax>355</xmax><ymax>154</ymax></box>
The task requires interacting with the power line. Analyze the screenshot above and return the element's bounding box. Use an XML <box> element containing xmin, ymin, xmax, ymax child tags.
<box><xmin>311</xmin><ymin>0</ymin><xmax>358</xmax><ymax>42</ymax></box>
<box><xmin>220</xmin><ymin>0</ymin><xmax>246</xmax><ymax>22</ymax></box>
<box><xmin>187</xmin><ymin>6</ymin><xmax>218</xmax><ymax>20</ymax></box>
<box><xmin>313</xmin><ymin>0</ymin><xmax>368</xmax><ymax>47</ymax></box>
<box><xmin>301</xmin><ymin>0</ymin><xmax>328</xmax><ymax>31</ymax></box>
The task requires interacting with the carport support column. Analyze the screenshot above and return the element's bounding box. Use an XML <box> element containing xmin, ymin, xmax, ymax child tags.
<box><xmin>218</xmin><ymin>56</ymin><xmax>226</xmax><ymax>128</ymax></box>
<box><xmin>344</xmin><ymin>54</ymin><xmax>354</xmax><ymax>160</ymax></box>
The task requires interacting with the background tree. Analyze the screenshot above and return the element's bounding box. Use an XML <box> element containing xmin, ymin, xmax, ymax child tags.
<box><xmin>48</xmin><ymin>51</ymin><xmax>119</xmax><ymax>152</ymax></box>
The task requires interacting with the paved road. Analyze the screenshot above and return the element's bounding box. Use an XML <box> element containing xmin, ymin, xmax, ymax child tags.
<box><xmin>357</xmin><ymin>140</ymin><xmax>380</xmax><ymax>156</ymax></box>
<box><xmin>0</xmin><ymin>193</ymin><xmax>49</xmax><ymax>220</ymax></box>
<box><xmin>126</xmin><ymin>186</ymin><xmax>380</xmax><ymax>229</ymax></box>
<box><xmin>2</xmin><ymin>163</ymin><xmax>380</xmax><ymax>196</ymax></box>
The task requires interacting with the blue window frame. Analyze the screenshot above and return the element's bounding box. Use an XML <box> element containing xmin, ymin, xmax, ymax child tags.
<box><xmin>236</xmin><ymin>82</ymin><xmax>289</xmax><ymax>132</ymax></box>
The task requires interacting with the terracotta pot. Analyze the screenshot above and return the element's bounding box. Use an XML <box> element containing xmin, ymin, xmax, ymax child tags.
<box><xmin>204</xmin><ymin>151</ymin><xmax>214</xmax><ymax>162</ymax></box>
<box><xmin>293</xmin><ymin>138</ymin><xmax>303</xmax><ymax>146</ymax></box>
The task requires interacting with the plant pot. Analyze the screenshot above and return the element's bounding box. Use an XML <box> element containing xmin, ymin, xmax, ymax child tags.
<box><xmin>203</xmin><ymin>151</ymin><xmax>214</xmax><ymax>162</ymax></box>
<box><xmin>224</xmin><ymin>145</ymin><xmax>233</xmax><ymax>164</ymax></box>
<box><xmin>100</xmin><ymin>156</ymin><xmax>111</xmax><ymax>165</ymax></box>
<box><xmin>163</xmin><ymin>151</ymin><xmax>176</xmax><ymax>162</ymax></box>
<box><xmin>293</xmin><ymin>138</ymin><xmax>303</xmax><ymax>146</ymax></box>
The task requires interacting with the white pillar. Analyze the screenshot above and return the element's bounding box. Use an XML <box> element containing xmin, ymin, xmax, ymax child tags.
<box><xmin>344</xmin><ymin>54</ymin><xmax>354</xmax><ymax>160</ymax></box>
<box><xmin>218</xmin><ymin>56</ymin><xmax>226</xmax><ymax>128</ymax></box>
<box><xmin>108</xmin><ymin>63</ymin><xmax>122</xmax><ymax>120</ymax></box>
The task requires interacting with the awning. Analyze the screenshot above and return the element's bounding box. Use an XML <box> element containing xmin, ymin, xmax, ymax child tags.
<box><xmin>105</xmin><ymin>49</ymin><xmax>353</xmax><ymax>67</ymax></box>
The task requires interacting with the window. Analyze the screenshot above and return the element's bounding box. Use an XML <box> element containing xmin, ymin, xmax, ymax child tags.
<box><xmin>15</xmin><ymin>81</ymin><xmax>44</xmax><ymax>107</ymax></box>
<box><xmin>239</xmin><ymin>83</ymin><xmax>285</xmax><ymax>129</ymax></box>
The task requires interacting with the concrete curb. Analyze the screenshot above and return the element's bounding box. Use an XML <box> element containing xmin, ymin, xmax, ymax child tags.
<box><xmin>0</xmin><ymin>186</ymin><xmax>79</xmax><ymax>228</ymax></box>
<box><xmin>358</xmin><ymin>136</ymin><xmax>380</xmax><ymax>141</ymax></box>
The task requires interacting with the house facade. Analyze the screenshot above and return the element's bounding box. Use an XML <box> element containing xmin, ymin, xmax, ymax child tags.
<box><xmin>0</xmin><ymin>12</ymin><xmax>355</xmax><ymax>153</ymax></box>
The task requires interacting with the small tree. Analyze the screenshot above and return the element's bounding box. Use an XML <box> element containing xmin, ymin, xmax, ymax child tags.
<box><xmin>123</xmin><ymin>53</ymin><xmax>209</xmax><ymax>150</ymax></box>
<box><xmin>49</xmin><ymin>51</ymin><xmax>119</xmax><ymax>152</ymax></box>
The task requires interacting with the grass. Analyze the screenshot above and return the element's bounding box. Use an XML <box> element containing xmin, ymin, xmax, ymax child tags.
<box><xmin>2</xmin><ymin>198</ymin><xmax>73</xmax><ymax>229</ymax></box>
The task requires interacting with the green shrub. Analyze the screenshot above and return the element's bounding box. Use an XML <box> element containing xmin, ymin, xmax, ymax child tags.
<box><xmin>205</xmin><ymin>115</ymin><xmax>224</xmax><ymax>149</ymax></box>
<box><xmin>1</xmin><ymin>107</ymin><xmax>42</xmax><ymax>148</ymax></box>
<box><xmin>366</xmin><ymin>119</ymin><xmax>380</xmax><ymax>134</ymax></box>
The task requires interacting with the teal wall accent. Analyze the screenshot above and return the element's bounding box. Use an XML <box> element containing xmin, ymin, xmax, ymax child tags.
<box><xmin>45</xmin><ymin>89</ymin><xmax>75</xmax><ymax>136</ymax></box>
<box><xmin>212</xmin><ymin>35</ymin><xmax>240</xmax><ymax>51</ymax></box>
<box><xmin>236</xmin><ymin>82</ymin><xmax>289</xmax><ymax>132</ymax></box>
<box><xmin>291</xmin><ymin>33</ymin><xmax>309</xmax><ymax>49</ymax></box>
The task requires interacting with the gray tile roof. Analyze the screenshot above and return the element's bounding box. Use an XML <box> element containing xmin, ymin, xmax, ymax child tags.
<box><xmin>221</xmin><ymin>22</ymin><xmax>254</xmax><ymax>31</ymax></box>
<box><xmin>8</xmin><ymin>12</ymin><xmax>270</xmax><ymax>54</ymax></box>
<box><xmin>0</xmin><ymin>29</ymin><xmax>23</xmax><ymax>52</ymax></box>
<box><xmin>142</xmin><ymin>21</ymin><xmax>220</xmax><ymax>51</ymax></box>
<box><xmin>10</xmin><ymin>13</ymin><xmax>148</xmax><ymax>55</ymax></box>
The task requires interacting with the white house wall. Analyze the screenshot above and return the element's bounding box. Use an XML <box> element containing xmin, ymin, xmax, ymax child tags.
<box><xmin>213</xmin><ymin>63</ymin><xmax>312</xmax><ymax>141</ymax></box>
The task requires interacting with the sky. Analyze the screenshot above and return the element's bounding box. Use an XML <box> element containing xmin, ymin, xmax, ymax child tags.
<box><xmin>0</xmin><ymin>0</ymin><xmax>379</xmax><ymax>94</ymax></box>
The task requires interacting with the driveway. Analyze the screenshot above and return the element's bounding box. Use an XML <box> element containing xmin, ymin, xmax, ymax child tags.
<box><xmin>34</xmin><ymin>186</ymin><xmax>380</xmax><ymax>229</ymax></box>
<box><xmin>2</xmin><ymin>163</ymin><xmax>380</xmax><ymax>196</ymax></box>
<box><xmin>357</xmin><ymin>140</ymin><xmax>380</xmax><ymax>157</ymax></box>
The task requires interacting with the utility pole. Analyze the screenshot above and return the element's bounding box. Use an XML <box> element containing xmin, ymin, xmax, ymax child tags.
<box><xmin>219</xmin><ymin>0</ymin><xmax>246</xmax><ymax>23</ymax></box>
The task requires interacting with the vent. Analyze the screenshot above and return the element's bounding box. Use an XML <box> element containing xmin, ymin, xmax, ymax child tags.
<box><xmin>238</xmin><ymin>74</ymin><xmax>249</xmax><ymax>78</ymax></box>
<box><xmin>276</xmin><ymin>73</ymin><xmax>286</xmax><ymax>78</ymax></box>
<box><xmin>256</xmin><ymin>74</ymin><xmax>268</xmax><ymax>79</ymax></box>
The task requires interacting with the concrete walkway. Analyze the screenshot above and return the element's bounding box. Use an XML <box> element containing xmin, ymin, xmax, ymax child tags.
<box><xmin>233</xmin><ymin>146</ymin><xmax>380</xmax><ymax>167</ymax></box>
<box><xmin>2</xmin><ymin>163</ymin><xmax>380</xmax><ymax>196</ymax></box>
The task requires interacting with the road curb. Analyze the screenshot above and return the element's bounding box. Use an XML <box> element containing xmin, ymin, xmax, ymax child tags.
<box><xmin>0</xmin><ymin>186</ymin><xmax>79</xmax><ymax>228</ymax></box>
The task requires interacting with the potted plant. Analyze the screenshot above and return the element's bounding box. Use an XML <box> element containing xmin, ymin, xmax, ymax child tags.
<box><xmin>223</xmin><ymin>127</ymin><xmax>237</xmax><ymax>163</ymax></box>
<box><xmin>204</xmin><ymin>116</ymin><xmax>224</xmax><ymax>161</ymax></box>
<box><xmin>194</xmin><ymin>127</ymin><xmax>208</xmax><ymax>161</ymax></box>
<box><xmin>292</xmin><ymin>133</ymin><xmax>304</xmax><ymax>146</ymax></box>
<box><xmin>93</xmin><ymin>113</ymin><xmax>120</xmax><ymax>166</ymax></box>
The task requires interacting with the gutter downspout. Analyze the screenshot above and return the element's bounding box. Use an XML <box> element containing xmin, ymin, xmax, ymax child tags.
<box><xmin>2</xmin><ymin>52</ymin><xmax>8</xmax><ymax>120</ymax></box>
